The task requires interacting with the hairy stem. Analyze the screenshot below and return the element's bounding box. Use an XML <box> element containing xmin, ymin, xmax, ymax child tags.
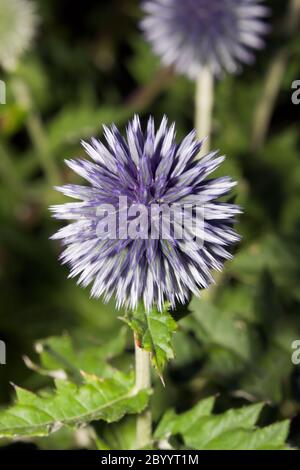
<box><xmin>195</xmin><ymin>66</ymin><xmax>214</xmax><ymax>156</ymax></box>
<box><xmin>135</xmin><ymin>336</ymin><xmax>151</xmax><ymax>449</ymax></box>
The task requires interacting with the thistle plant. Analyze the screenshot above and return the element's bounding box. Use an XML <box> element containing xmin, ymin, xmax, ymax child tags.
<box><xmin>51</xmin><ymin>116</ymin><xmax>240</xmax><ymax>313</ymax></box>
<box><xmin>50</xmin><ymin>116</ymin><xmax>240</xmax><ymax>447</ymax></box>
<box><xmin>141</xmin><ymin>0</ymin><xmax>269</xmax><ymax>152</ymax></box>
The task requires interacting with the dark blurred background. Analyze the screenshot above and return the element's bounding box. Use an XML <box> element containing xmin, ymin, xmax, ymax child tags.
<box><xmin>1</xmin><ymin>0</ymin><xmax>300</xmax><ymax>449</ymax></box>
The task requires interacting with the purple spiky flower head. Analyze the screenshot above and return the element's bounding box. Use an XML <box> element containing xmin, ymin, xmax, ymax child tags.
<box><xmin>141</xmin><ymin>0</ymin><xmax>269</xmax><ymax>79</ymax></box>
<box><xmin>51</xmin><ymin>116</ymin><xmax>240</xmax><ymax>312</ymax></box>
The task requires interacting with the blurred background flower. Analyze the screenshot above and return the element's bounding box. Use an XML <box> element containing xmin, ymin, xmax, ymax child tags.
<box><xmin>141</xmin><ymin>0</ymin><xmax>269</xmax><ymax>78</ymax></box>
<box><xmin>0</xmin><ymin>0</ymin><xmax>38</xmax><ymax>71</ymax></box>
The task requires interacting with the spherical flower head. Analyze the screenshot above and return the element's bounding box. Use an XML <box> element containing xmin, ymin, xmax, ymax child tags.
<box><xmin>51</xmin><ymin>116</ymin><xmax>241</xmax><ymax>312</ymax></box>
<box><xmin>0</xmin><ymin>0</ymin><xmax>38</xmax><ymax>71</ymax></box>
<box><xmin>141</xmin><ymin>0</ymin><xmax>269</xmax><ymax>79</ymax></box>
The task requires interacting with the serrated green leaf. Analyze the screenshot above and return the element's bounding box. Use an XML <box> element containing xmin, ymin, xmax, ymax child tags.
<box><xmin>155</xmin><ymin>396</ymin><xmax>215</xmax><ymax>439</ymax></box>
<box><xmin>204</xmin><ymin>421</ymin><xmax>290</xmax><ymax>450</ymax></box>
<box><xmin>0</xmin><ymin>373</ymin><xmax>149</xmax><ymax>439</ymax></box>
<box><xmin>183</xmin><ymin>402</ymin><xmax>263</xmax><ymax>449</ymax></box>
<box><xmin>155</xmin><ymin>397</ymin><xmax>290</xmax><ymax>450</ymax></box>
<box><xmin>125</xmin><ymin>305</ymin><xmax>177</xmax><ymax>378</ymax></box>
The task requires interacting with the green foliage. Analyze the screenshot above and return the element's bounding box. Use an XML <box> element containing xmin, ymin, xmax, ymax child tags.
<box><xmin>0</xmin><ymin>331</ymin><xmax>148</xmax><ymax>442</ymax></box>
<box><xmin>47</xmin><ymin>104</ymin><xmax>131</xmax><ymax>153</ymax></box>
<box><xmin>180</xmin><ymin>278</ymin><xmax>298</xmax><ymax>403</ymax></box>
<box><xmin>155</xmin><ymin>397</ymin><xmax>291</xmax><ymax>450</ymax></box>
<box><xmin>125</xmin><ymin>305</ymin><xmax>177</xmax><ymax>380</ymax></box>
<box><xmin>0</xmin><ymin>372</ymin><xmax>149</xmax><ymax>439</ymax></box>
<box><xmin>28</xmin><ymin>328</ymin><xmax>128</xmax><ymax>380</ymax></box>
<box><xmin>95</xmin><ymin>417</ymin><xmax>137</xmax><ymax>450</ymax></box>
<box><xmin>155</xmin><ymin>397</ymin><xmax>215</xmax><ymax>439</ymax></box>
<box><xmin>187</xmin><ymin>298</ymin><xmax>259</xmax><ymax>373</ymax></box>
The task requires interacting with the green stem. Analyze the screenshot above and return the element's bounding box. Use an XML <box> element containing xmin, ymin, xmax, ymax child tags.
<box><xmin>11</xmin><ymin>77</ymin><xmax>61</xmax><ymax>185</ymax></box>
<box><xmin>195</xmin><ymin>66</ymin><xmax>214</xmax><ymax>156</ymax></box>
<box><xmin>195</xmin><ymin>67</ymin><xmax>220</xmax><ymax>300</ymax></box>
<box><xmin>134</xmin><ymin>335</ymin><xmax>151</xmax><ymax>449</ymax></box>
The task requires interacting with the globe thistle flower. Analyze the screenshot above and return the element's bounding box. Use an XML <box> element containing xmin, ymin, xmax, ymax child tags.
<box><xmin>51</xmin><ymin>116</ymin><xmax>240</xmax><ymax>312</ymax></box>
<box><xmin>0</xmin><ymin>0</ymin><xmax>38</xmax><ymax>71</ymax></box>
<box><xmin>141</xmin><ymin>0</ymin><xmax>269</xmax><ymax>79</ymax></box>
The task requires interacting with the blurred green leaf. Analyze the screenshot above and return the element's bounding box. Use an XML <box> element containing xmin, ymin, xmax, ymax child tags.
<box><xmin>127</xmin><ymin>38</ymin><xmax>160</xmax><ymax>84</ymax></box>
<box><xmin>186</xmin><ymin>298</ymin><xmax>259</xmax><ymax>377</ymax></box>
<box><xmin>47</xmin><ymin>105</ymin><xmax>130</xmax><ymax>153</ymax></box>
<box><xmin>96</xmin><ymin>416</ymin><xmax>136</xmax><ymax>450</ymax></box>
<box><xmin>27</xmin><ymin>329</ymin><xmax>128</xmax><ymax>381</ymax></box>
